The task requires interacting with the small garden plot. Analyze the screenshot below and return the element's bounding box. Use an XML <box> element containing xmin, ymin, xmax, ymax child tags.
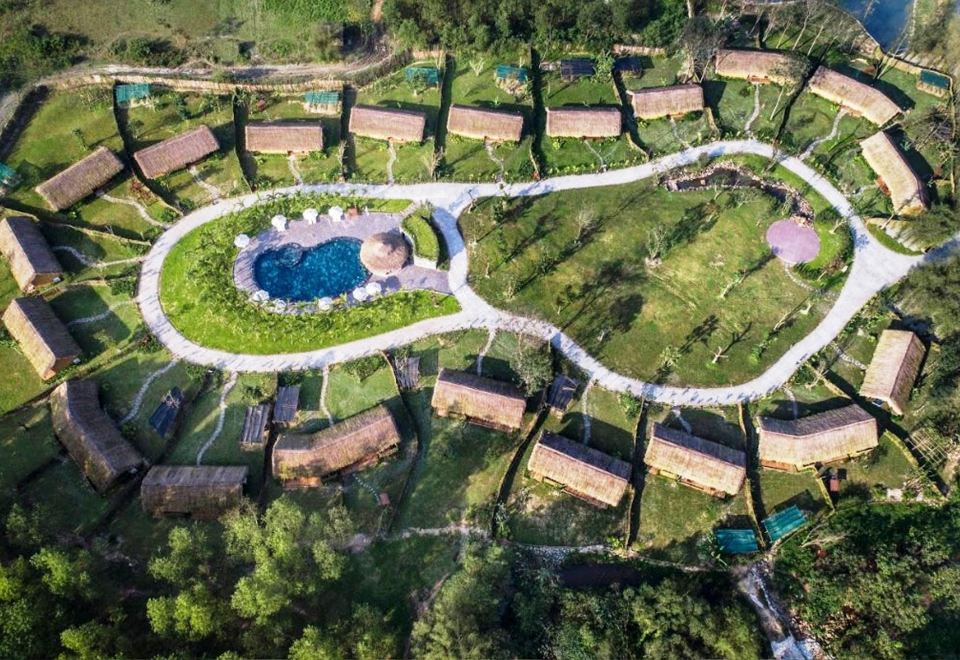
<box><xmin>634</xmin><ymin>475</ymin><xmax>750</xmax><ymax>563</ymax></box>
<box><xmin>758</xmin><ymin>468</ymin><xmax>827</xmax><ymax>515</ymax></box>
<box><xmin>541</xmin><ymin>60</ymin><xmax>641</xmax><ymax>175</ymax></box>
<box><xmin>48</xmin><ymin>282</ymin><xmax>141</xmax><ymax>356</ymax></box>
<box><xmin>504</xmin><ymin>432</ymin><xmax>632</xmax><ymax>546</ymax></box>
<box><xmin>833</xmin><ymin>432</ymin><xmax>918</xmax><ymax>497</ymax></box>
<box><xmin>704</xmin><ymin>77</ymin><xmax>785</xmax><ymax>139</ymax></box>
<box><xmin>461</xmin><ymin>174</ymin><xmax>836</xmax><ymax>387</ymax></box>
<box><xmin>165</xmin><ymin>372</ymin><xmax>277</xmax><ymax>497</ymax></box>
<box><xmin>122</xmin><ymin>90</ymin><xmax>246</xmax><ymax>209</ymax></box>
<box><xmin>545</xmin><ymin>385</ymin><xmax>639</xmax><ymax>462</ymax></box>
<box><xmin>240</xmin><ymin>93</ymin><xmax>343</xmax><ymax>187</ymax></box>
<box><xmin>444</xmin><ymin>57</ymin><xmax>535</xmax><ymax>182</ymax></box>
<box><xmin>350</xmin><ymin>63</ymin><xmax>442</xmax><ymax>183</ymax></box>
<box><xmin>402</xmin><ymin>207</ymin><xmax>442</xmax><ymax>265</ymax></box>
<box><xmin>20</xmin><ymin>459</ymin><xmax>113</xmax><ymax>537</ymax></box>
<box><xmin>0</xmin><ymin>406</ymin><xmax>61</xmax><ymax>503</ymax></box>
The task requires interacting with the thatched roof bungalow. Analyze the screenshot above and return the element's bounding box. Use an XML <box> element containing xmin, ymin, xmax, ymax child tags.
<box><xmin>35</xmin><ymin>147</ymin><xmax>124</xmax><ymax>211</ymax></box>
<box><xmin>141</xmin><ymin>465</ymin><xmax>248</xmax><ymax>519</ymax></box>
<box><xmin>644</xmin><ymin>423</ymin><xmax>747</xmax><ymax>497</ymax></box>
<box><xmin>245</xmin><ymin>122</ymin><xmax>324</xmax><ymax>154</ymax></box>
<box><xmin>860</xmin><ymin>131</ymin><xmax>927</xmax><ymax>216</ymax></box>
<box><xmin>431</xmin><ymin>368</ymin><xmax>526</xmax><ymax>431</ymax></box>
<box><xmin>629</xmin><ymin>84</ymin><xmax>704</xmax><ymax>120</ymax></box>
<box><xmin>860</xmin><ymin>329</ymin><xmax>925</xmax><ymax>416</ymax></box>
<box><xmin>49</xmin><ymin>380</ymin><xmax>144</xmax><ymax>492</ymax></box>
<box><xmin>757</xmin><ymin>405</ymin><xmax>878</xmax><ymax>471</ymax></box>
<box><xmin>714</xmin><ymin>49</ymin><xmax>803</xmax><ymax>86</ymax></box>
<box><xmin>0</xmin><ymin>216</ymin><xmax>62</xmax><ymax>292</ymax></box>
<box><xmin>273</xmin><ymin>405</ymin><xmax>400</xmax><ymax>486</ymax></box>
<box><xmin>527</xmin><ymin>431</ymin><xmax>631</xmax><ymax>508</ymax></box>
<box><xmin>446</xmin><ymin>105</ymin><xmax>524</xmax><ymax>142</ymax></box>
<box><xmin>545</xmin><ymin>107</ymin><xmax>622</xmax><ymax>138</ymax></box>
<box><xmin>2</xmin><ymin>296</ymin><xmax>79</xmax><ymax>380</ymax></box>
<box><xmin>348</xmin><ymin>105</ymin><xmax>426</xmax><ymax>143</ymax></box>
<box><xmin>808</xmin><ymin>66</ymin><xmax>901</xmax><ymax>126</ymax></box>
<box><xmin>134</xmin><ymin>125</ymin><xmax>219</xmax><ymax>179</ymax></box>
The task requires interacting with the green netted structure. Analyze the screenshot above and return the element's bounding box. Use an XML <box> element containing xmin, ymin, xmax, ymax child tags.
<box><xmin>763</xmin><ymin>505</ymin><xmax>807</xmax><ymax>543</ymax></box>
<box><xmin>304</xmin><ymin>91</ymin><xmax>340</xmax><ymax>105</ymax></box>
<box><xmin>405</xmin><ymin>66</ymin><xmax>440</xmax><ymax>86</ymax></box>
<box><xmin>495</xmin><ymin>65</ymin><xmax>529</xmax><ymax>83</ymax></box>
<box><xmin>0</xmin><ymin>162</ymin><xmax>19</xmax><ymax>189</ymax></box>
<box><xmin>715</xmin><ymin>529</ymin><xmax>759</xmax><ymax>554</ymax></box>
<box><xmin>918</xmin><ymin>70</ymin><xmax>951</xmax><ymax>97</ymax></box>
<box><xmin>115</xmin><ymin>83</ymin><xmax>151</xmax><ymax>105</ymax></box>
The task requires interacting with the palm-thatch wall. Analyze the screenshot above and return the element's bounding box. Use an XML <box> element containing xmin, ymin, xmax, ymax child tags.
<box><xmin>545</xmin><ymin>107</ymin><xmax>622</xmax><ymax>138</ymax></box>
<box><xmin>446</xmin><ymin>105</ymin><xmax>524</xmax><ymax>142</ymax></box>
<box><xmin>757</xmin><ymin>404</ymin><xmax>878</xmax><ymax>471</ymax></box>
<box><xmin>141</xmin><ymin>465</ymin><xmax>248</xmax><ymax>519</ymax></box>
<box><xmin>644</xmin><ymin>423</ymin><xmax>746</xmax><ymax>497</ymax></box>
<box><xmin>714</xmin><ymin>49</ymin><xmax>803</xmax><ymax>86</ymax></box>
<box><xmin>860</xmin><ymin>131</ymin><xmax>927</xmax><ymax>216</ymax></box>
<box><xmin>0</xmin><ymin>216</ymin><xmax>62</xmax><ymax>292</ymax></box>
<box><xmin>2</xmin><ymin>296</ymin><xmax>79</xmax><ymax>380</ymax></box>
<box><xmin>245</xmin><ymin>122</ymin><xmax>324</xmax><ymax>154</ymax></box>
<box><xmin>35</xmin><ymin>146</ymin><xmax>124</xmax><ymax>211</ymax></box>
<box><xmin>49</xmin><ymin>380</ymin><xmax>144</xmax><ymax>492</ymax></box>
<box><xmin>808</xmin><ymin>66</ymin><xmax>901</xmax><ymax>126</ymax></box>
<box><xmin>431</xmin><ymin>368</ymin><xmax>526</xmax><ymax>431</ymax></box>
<box><xmin>134</xmin><ymin>125</ymin><xmax>220</xmax><ymax>179</ymax></box>
<box><xmin>527</xmin><ymin>431</ymin><xmax>631</xmax><ymax>507</ymax></box>
<box><xmin>273</xmin><ymin>404</ymin><xmax>401</xmax><ymax>485</ymax></box>
<box><xmin>860</xmin><ymin>329</ymin><xmax>925</xmax><ymax>416</ymax></box>
<box><xmin>629</xmin><ymin>84</ymin><xmax>704</xmax><ymax>120</ymax></box>
<box><xmin>348</xmin><ymin>105</ymin><xmax>426</xmax><ymax>142</ymax></box>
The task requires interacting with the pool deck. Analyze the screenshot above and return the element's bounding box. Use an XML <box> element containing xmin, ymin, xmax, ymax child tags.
<box><xmin>233</xmin><ymin>211</ymin><xmax>451</xmax><ymax>302</ymax></box>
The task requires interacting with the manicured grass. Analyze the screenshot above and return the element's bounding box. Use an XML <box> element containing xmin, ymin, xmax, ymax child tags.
<box><xmin>545</xmin><ymin>385</ymin><xmax>638</xmax><ymax>462</ymax></box>
<box><xmin>704</xmin><ymin>77</ymin><xmax>786</xmax><ymax>140</ymax></box>
<box><xmin>0</xmin><ymin>344</ymin><xmax>50</xmax><ymax>414</ymax></box>
<box><xmin>0</xmin><ymin>406</ymin><xmax>61</xmax><ymax>503</ymax></box>
<box><xmin>349</xmin><ymin>63</ymin><xmax>442</xmax><ymax>183</ymax></box>
<box><xmin>325</xmin><ymin>356</ymin><xmax>402</xmax><ymax>421</ymax></box>
<box><xmin>158</xmin><ymin>194</ymin><xmax>461</xmax><ymax>354</ymax></box>
<box><xmin>835</xmin><ymin>432</ymin><xmax>917</xmax><ymax>496</ymax></box>
<box><xmin>758</xmin><ymin>468</ymin><xmax>826</xmax><ymax>515</ymax></box>
<box><xmin>402</xmin><ymin>208</ymin><xmax>441</xmax><ymax>262</ymax></box>
<box><xmin>865</xmin><ymin>223</ymin><xmax>924</xmax><ymax>255</ymax></box>
<box><xmin>38</xmin><ymin>222</ymin><xmax>148</xmax><ymax>276</ymax></box>
<box><xmin>48</xmin><ymin>282</ymin><xmax>141</xmax><ymax>356</ymax></box>
<box><xmin>756</xmin><ymin>382</ymin><xmax>851</xmax><ymax>420</ymax></box>
<box><xmin>460</xmin><ymin>171</ymin><xmax>834</xmax><ymax>386</ymax></box>
<box><xmin>634</xmin><ymin>111</ymin><xmax>717</xmax><ymax>157</ymax></box>
<box><xmin>444</xmin><ymin>57</ymin><xmax>535</xmax><ymax>182</ymax></box>
<box><xmin>621</xmin><ymin>55</ymin><xmax>684</xmax><ymax>91</ymax></box>
<box><xmin>123</xmin><ymin>91</ymin><xmax>247</xmax><ymax>209</ymax></box>
<box><xmin>240</xmin><ymin>94</ymin><xmax>343</xmax><ymax>186</ymax></box>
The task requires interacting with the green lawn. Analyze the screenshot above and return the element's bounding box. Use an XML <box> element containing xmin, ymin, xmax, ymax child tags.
<box><xmin>158</xmin><ymin>193</ymin><xmax>460</xmax><ymax>354</ymax></box>
<box><xmin>20</xmin><ymin>459</ymin><xmax>114</xmax><ymax>537</ymax></box>
<box><xmin>835</xmin><ymin>432</ymin><xmax>918</xmax><ymax>497</ymax></box>
<box><xmin>460</xmin><ymin>171</ymin><xmax>835</xmax><ymax>386</ymax></box>
<box><xmin>444</xmin><ymin>56</ymin><xmax>536</xmax><ymax>182</ymax></box>
<box><xmin>122</xmin><ymin>91</ymin><xmax>247</xmax><ymax>209</ymax></box>
<box><xmin>0</xmin><ymin>406</ymin><xmax>61</xmax><ymax>504</ymax></box>
<box><xmin>704</xmin><ymin>77</ymin><xmax>787</xmax><ymax>140</ymax></box>
<box><xmin>621</xmin><ymin>55</ymin><xmax>684</xmax><ymax>91</ymax></box>
<box><xmin>48</xmin><ymin>282</ymin><xmax>141</xmax><ymax>357</ymax></box>
<box><xmin>240</xmin><ymin>93</ymin><xmax>343</xmax><ymax>186</ymax></box>
<box><xmin>544</xmin><ymin>385</ymin><xmax>638</xmax><ymax>462</ymax></box>
<box><xmin>350</xmin><ymin>63</ymin><xmax>442</xmax><ymax>183</ymax></box>
<box><xmin>402</xmin><ymin>207</ymin><xmax>441</xmax><ymax>262</ymax></box>
<box><xmin>758</xmin><ymin>468</ymin><xmax>827</xmax><ymax>515</ymax></box>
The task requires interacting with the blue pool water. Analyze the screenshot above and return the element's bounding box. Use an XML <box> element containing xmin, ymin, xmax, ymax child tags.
<box><xmin>254</xmin><ymin>239</ymin><xmax>369</xmax><ymax>302</ymax></box>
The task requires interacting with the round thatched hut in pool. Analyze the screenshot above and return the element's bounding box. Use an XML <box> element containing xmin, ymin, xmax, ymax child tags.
<box><xmin>360</xmin><ymin>232</ymin><xmax>410</xmax><ymax>276</ymax></box>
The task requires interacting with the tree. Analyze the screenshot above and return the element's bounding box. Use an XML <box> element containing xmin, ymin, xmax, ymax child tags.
<box><xmin>509</xmin><ymin>334</ymin><xmax>553</xmax><ymax>395</ymax></box>
<box><xmin>680</xmin><ymin>16</ymin><xmax>729</xmax><ymax>82</ymax></box>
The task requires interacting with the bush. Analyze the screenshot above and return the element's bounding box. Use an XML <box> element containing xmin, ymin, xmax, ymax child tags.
<box><xmin>0</xmin><ymin>23</ymin><xmax>84</xmax><ymax>88</ymax></box>
<box><xmin>401</xmin><ymin>210</ymin><xmax>441</xmax><ymax>262</ymax></box>
<box><xmin>342</xmin><ymin>355</ymin><xmax>383</xmax><ymax>382</ymax></box>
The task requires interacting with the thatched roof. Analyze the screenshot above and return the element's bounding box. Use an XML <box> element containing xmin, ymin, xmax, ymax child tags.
<box><xmin>629</xmin><ymin>84</ymin><xmax>704</xmax><ymax>120</ymax></box>
<box><xmin>645</xmin><ymin>423</ymin><xmax>746</xmax><ymax>497</ymax></box>
<box><xmin>860</xmin><ymin>329</ymin><xmax>925</xmax><ymax>416</ymax></box>
<box><xmin>545</xmin><ymin>107</ymin><xmax>622</xmax><ymax>138</ymax></box>
<box><xmin>528</xmin><ymin>431</ymin><xmax>631</xmax><ymax>507</ymax></box>
<box><xmin>431</xmin><ymin>368</ymin><xmax>526</xmax><ymax>431</ymax></box>
<box><xmin>758</xmin><ymin>404</ymin><xmax>878</xmax><ymax>470</ymax></box>
<box><xmin>35</xmin><ymin>147</ymin><xmax>124</xmax><ymax>211</ymax></box>
<box><xmin>141</xmin><ymin>465</ymin><xmax>248</xmax><ymax>519</ymax></box>
<box><xmin>714</xmin><ymin>49</ymin><xmax>803</xmax><ymax>85</ymax></box>
<box><xmin>49</xmin><ymin>380</ymin><xmax>144</xmax><ymax>492</ymax></box>
<box><xmin>446</xmin><ymin>105</ymin><xmax>524</xmax><ymax>142</ymax></box>
<box><xmin>2</xmin><ymin>296</ymin><xmax>79</xmax><ymax>380</ymax></box>
<box><xmin>0</xmin><ymin>216</ymin><xmax>62</xmax><ymax>292</ymax></box>
<box><xmin>360</xmin><ymin>232</ymin><xmax>409</xmax><ymax>276</ymax></box>
<box><xmin>134</xmin><ymin>125</ymin><xmax>219</xmax><ymax>179</ymax></box>
<box><xmin>349</xmin><ymin>105</ymin><xmax>426</xmax><ymax>142</ymax></box>
<box><xmin>273</xmin><ymin>404</ymin><xmax>401</xmax><ymax>481</ymax></box>
<box><xmin>860</xmin><ymin>131</ymin><xmax>927</xmax><ymax>216</ymax></box>
<box><xmin>245</xmin><ymin>121</ymin><xmax>324</xmax><ymax>154</ymax></box>
<box><xmin>808</xmin><ymin>66</ymin><xmax>901</xmax><ymax>126</ymax></box>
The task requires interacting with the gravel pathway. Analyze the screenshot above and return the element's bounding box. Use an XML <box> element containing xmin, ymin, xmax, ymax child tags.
<box><xmin>97</xmin><ymin>191</ymin><xmax>167</xmax><ymax>228</ymax></box>
<box><xmin>66</xmin><ymin>300</ymin><xmax>135</xmax><ymax>327</ymax></box>
<box><xmin>319</xmin><ymin>364</ymin><xmax>334</xmax><ymax>425</ymax></box>
<box><xmin>744</xmin><ymin>83</ymin><xmax>761</xmax><ymax>134</ymax></box>
<box><xmin>475</xmin><ymin>328</ymin><xmax>496</xmax><ymax>375</ymax></box>
<box><xmin>799</xmin><ymin>109</ymin><xmax>846</xmax><ymax>161</ymax></box>
<box><xmin>196</xmin><ymin>372</ymin><xmax>239</xmax><ymax>465</ymax></box>
<box><xmin>119</xmin><ymin>360</ymin><xmax>179</xmax><ymax>425</ymax></box>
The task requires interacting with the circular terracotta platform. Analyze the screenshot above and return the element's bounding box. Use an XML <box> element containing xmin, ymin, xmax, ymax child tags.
<box><xmin>766</xmin><ymin>219</ymin><xmax>820</xmax><ymax>265</ymax></box>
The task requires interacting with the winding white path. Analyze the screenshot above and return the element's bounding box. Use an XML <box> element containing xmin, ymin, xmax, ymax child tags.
<box><xmin>196</xmin><ymin>372</ymin><xmax>239</xmax><ymax>465</ymax></box>
<box><xmin>137</xmin><ymin>139</ymin><xmax>942</xmax><ymax>406</ymax></box>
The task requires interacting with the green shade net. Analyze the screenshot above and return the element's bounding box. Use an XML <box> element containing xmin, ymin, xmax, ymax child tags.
<box><xmin>715</xmin><ymin>528</ymin><xmax>759</xmax><ymax>554</ymax></box>
<box><xmin>763</xmin><ymin>505</ymin><xmax>807</xmax><ymax>543</ymax></box>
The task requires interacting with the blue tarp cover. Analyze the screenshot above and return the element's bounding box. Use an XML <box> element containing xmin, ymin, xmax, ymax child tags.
<box><xmin>763</xmin><ymin>505</ymin><xmax>807</xmax><ymax>542</ymax></box>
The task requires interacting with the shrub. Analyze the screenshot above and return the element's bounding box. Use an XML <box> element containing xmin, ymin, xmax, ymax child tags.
<box><xmin>402</xmin><ymin>210</ymin><xmax>441</xmax><ymax>262</ymax></box>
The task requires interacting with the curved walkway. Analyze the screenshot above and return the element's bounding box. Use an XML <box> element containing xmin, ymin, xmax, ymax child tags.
<box><xmin>137</xmin><ymin>140</ymin><xmax>935</xmax><ymax>406</ymax></box>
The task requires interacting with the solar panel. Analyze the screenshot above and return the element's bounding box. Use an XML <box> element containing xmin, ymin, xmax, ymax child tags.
<box><xmin>715</xmin><ymin>528</ymin><xmax>759</xmax><ymax>554</ymax></box>
<box><xmin>762</xmin><ymin>505</ymin><xmax>808</xmax><ymax>543</ymax></box>
<box><xmin>560</xmin><ymin>58</ymin><xmax>595</xmax><ymax>79</ymax></box>
<box><xmin>149</xmin><ymin>387</ymin><xmax>185</xmax><ymax>438</ymax></box>
<box><xmin>615</xmin><ymin>56</ymin><xmax>644</xmax><ymax>73</ymax></box>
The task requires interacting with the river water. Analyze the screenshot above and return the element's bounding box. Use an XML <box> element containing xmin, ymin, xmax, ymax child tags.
<box><xmin>840</xmin><ymin>0</ymin><xmax>913</xmax><ymax>51</ymax></box>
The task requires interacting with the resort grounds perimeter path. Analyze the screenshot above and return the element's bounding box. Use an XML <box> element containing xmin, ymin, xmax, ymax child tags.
<box><xmin>138</xmin><ymin>140</ymin><xmax>946</xmax><ymax>407</ymax></box>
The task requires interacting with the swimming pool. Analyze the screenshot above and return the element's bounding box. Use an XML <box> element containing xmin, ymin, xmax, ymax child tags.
<box><xmin>253</xmin><ymin>239</ymin><xmax>369</xmax><ymax>302</ymax></box>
